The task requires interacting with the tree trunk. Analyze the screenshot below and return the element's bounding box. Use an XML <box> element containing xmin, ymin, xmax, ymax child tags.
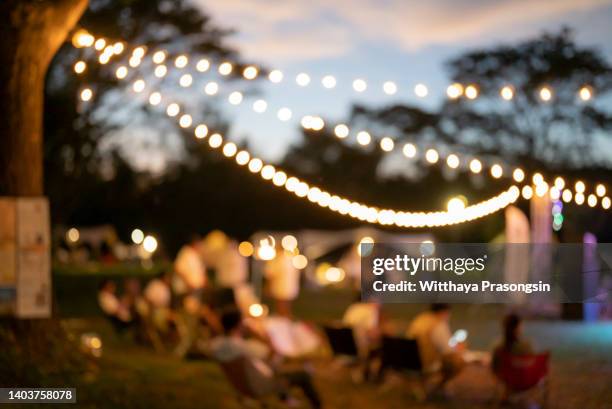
<box><xmin>0</xmin><ymin>0</ymin><xmax>88</xmax><ymax>196</ymax></box>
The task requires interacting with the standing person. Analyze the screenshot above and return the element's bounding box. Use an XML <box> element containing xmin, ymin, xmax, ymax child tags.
<box><xmin>216</xmin><ymin>240</ymin><xmax>248</xmax><ymax>289</ymax></box>
<box><xmin>406</xmin><ymin>304</ymin><xmax>466</xmax><ymax>385</ymax></box>
<box><xmin>174</xmin><ymin>235</ymin><xmax>207</xmax><ymax>293</ymax></box>
<box><xmin>264</xmin><ymin>247</ymin><xmax>300</xmax><ymax>317</ymax></box>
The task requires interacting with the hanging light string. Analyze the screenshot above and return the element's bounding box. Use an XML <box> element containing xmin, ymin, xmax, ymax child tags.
<box><xmin>72</xmin><ymin>29</ymin><xmax>611</xmax><ymax>214</ymax></box>
<box><xmin>71</xmin><ymin>29</ymin><xmax>597</xmax><ymax>103</ymax></box>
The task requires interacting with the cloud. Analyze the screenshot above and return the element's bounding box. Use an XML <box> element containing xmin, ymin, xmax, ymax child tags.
<box><xmin>195</xmin><ymin>0</ymin><xmax>612</xmax><ymax>61</ymax></box>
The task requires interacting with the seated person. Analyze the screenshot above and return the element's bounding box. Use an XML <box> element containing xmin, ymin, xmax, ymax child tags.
<box><xmin>342</xmin><ymin>296</ymin><xmax>381</xmax><ymax>357</ymax></box>
<box><xmin>406</xmin><ymin>303</ymin><xmax>465</xmax><ymax>383</ymax></box>
<box><xmin>98</xmin><ymin>279</ymin><xmax>132</xmax><ymax>329</ymax></box>
<box><xmin>143</xmin><ymin>273</ymin><xmax>174</xmax><ymax>332</ymax></box>
<box><xmin>491</xmin><ymin>313</ymin><xmax>534</xmax><ymax>375</ymax></box>
<box><xmin>209</xmin><ymin>310</ymin><xmax>323</xmax><ymax>409</ymax></box>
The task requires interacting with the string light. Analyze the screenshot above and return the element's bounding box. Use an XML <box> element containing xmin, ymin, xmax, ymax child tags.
<box><xmin>414</xmin><ymin>83</ymin><xmax>428</xmax><ymax>98</ymax></box>
<box><xmin>296</xmin><ymin>73</ymin><xmax>310</xmax><ymax>87</ymax></box>
<box><xmin>603</xmin><ymin>197</ymin><xmax>611</xmax><ymax>210</ymax></box>
<box><xmin>179</xmin><ymin>114</ymin><xmax>192</xmax><ymax>128</ymax></box>
<box><xmin>152</xmin><ymin>51</ymin><xmax>166</xmax><ymax>64</ymax></box>
<box><xmin>253</xmin><ymin>99</ymin><xmax>267</xmax><ymax>113</ymax></box>
<box><xmin>446</xmin><ymin>154</ymin><xmax>460</xmax><ymax>169</ymax></box>
<box><xmin>465</xmin><ymin>84</ymin><xmax>478</xmax><ymax>100</ymax></box>
<box><xmin>243</xmin><ymin>66</ymin><xmax>258</xmax><ymax>80</ymax></box>
<box><xmin>132</xmin><ymin>79</ymin><xmax>145</xmax><ymax>93</ymax></box>
<box><xmin>154</xmin><ymin>65</ymin><xmax>167</xmax><ymax>78</ymax></box>
<box><xmin>269</xmin><ymin>70</ymin><xmax>283</xmax><ymax>83</ymax></box>
<box><xmin>500</xmin><ymin>85</ymin><xmax>514</xmax><ymax>100</ymax></box>
<box><xmin>353</xmin><ymin>79</ymin><xmax>367</xmax><ymax>92</ymax></box>
<box><xmin>596</xmin><ymin>183</ymin><xmax>606</xmax><ymax>197</ymax></box>
<box><xmin>322</xmin><ymin>75</ymin><xmax>337</xmax><ymax>89</ymax></box>
<box><xmin>196</xmin><ymin>59</ymin><xmax>210</xmax><ymax>72</ymax></box>
<box><xmin>469</xmin><ymin>159</ymin><xmax>482</xmax><ymax>174</ymax></box>
<box><xmin>447</xmin><ymin>83</ymin><xmax>463</xmax><ymax>99</ymax></box>
<box><xmin>195</xmin><ymin>124</ymin><xmax>208</xmax><ymax>139</ymax></box>
<box><xmin>80</xmin><ymin>88</ymin><xmax>93</xmax><ymax>101</ymax></box>
<box><xmin>148</xmin><ymin>92</ymin><xmax>162</xmax><ymax>106</ymax></box>
<box><xmin>383</xmin><ymin>81</ymin><xmax>397</xmax><ymax>95</ymax></box>
<box><xmin>425</xmin><ymin>149</ymin><xmax>439</xmax><ymax>164</ymax></box>
<box><xmin>74</xmin><ymin>61</ymin><xmax>87</xmax><ymax>74</ymax></box>
<box><xmin>356</xmin><ymin>131</ymin><xmax>371</xmax><ymax>146</ymax></box>
<box><xmin>277</xmin><ymin>107</ymin><xmax>292</xmax><ymax>121</ymax></box>
<box><xmin>579</xmin><ymin>86</ymin><xmax>592</xmax><ymax>101</ymax></box>
<box><xmin>403</xmin><ymin>143</ymin><xmax>417</xmax><ymax>158</ymax></box>
<box><xmin>204</xmin><ymin>82</ymin><xmax>219</xmax><ymax>95</ymax></box>
<box><xmin>522</xmin><ymin>185</ymin><xmax>533</xmax><ymax>200</ymax></box>
<box><xmin>218</xmin><ymin>62</ymin><xmax>233</xmax><ymax>75</ymax></box>
<box><xmin>490</xmin><ymin>164</ymin><xmax>503</xmax><ymax>179</ymax></box>
<box><xmin>575</xmin><ymin>181</ymin><xmax>586</xmax><ymax>193</ymax></box>
<box><xmin>175</xmin><ymin>55</ymin><xmax>188</xmax><ymax>68</ymax></box>
<box><xmin>380</xmin><ymin>137</ymin><xmax>394</xmax><ymax>152</ymax></box>
<box><xmin>179</xmin><ymin>74</ymin><xmax>193</xmax><ymax>87</ymax></box>
<box><xmin>116</xmin><ymin>66</ymin><xmax>128</xmax><ymax>79</ymax></box>
<box><xmin>513</xmin><ymin>168</ymin><xmax>525</xmax><ymax>183</ymax></box>
<box><xmin>228</xmin><ymin>91</ymin><xmax>243</xmax><ymax>105</ymax></box>
<box><xmin>562</xmin><ymin>189</ymin><xmax>573</xmax><ymax>203</ymax></box>
<box><xmin>539</xmin><ymin>86</ymin><xmax>553</xmax><ymax>102</ymax></box>
<box><xmin>334</xmin><ymin>124</ymin><xmax>349</xmax><ymax>139</ymax></box>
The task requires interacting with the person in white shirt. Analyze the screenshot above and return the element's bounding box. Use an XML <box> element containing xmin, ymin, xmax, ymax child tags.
<box><xmin>143</xmin><ymin>273</ymin><xmax>174</xmax><ymax>332</ymax></box>
<box><xmin>406</xmin><ymin>304</ymin><xmax>466</xmax><ymax>384</ymax></box>
<box><xmin>174</xmin><ymin>236</ymin><xmax>207</xmax><ymax>292</ymax></box>
<box><xmin>209</xmin><ymin>310</ymin><xmax>322</xmax><ymax>408</ymax></box>
<box><xmin>264</xmin><ymin>249</ymin><xmax>300</xmax><ymax>317</ymax></box>
<box><xmin>342</xmin><ymin>299</ymin><xmax>381</xmax><ymax>357</ymax></box>
<box><xmin>216</xmin><ymin>240</ymin><xmax>248</xmax><ymax>288</ymax></box>
<box><xmin>98</xmin><ymin>280</ymin><xmax>132</xmax><ymax>327</ymax></box>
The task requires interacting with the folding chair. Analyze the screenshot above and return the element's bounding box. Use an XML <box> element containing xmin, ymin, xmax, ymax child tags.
<box><xmin>377</xmin><ymin>336</ymin><xmax>431</xmax><ymax>399</ymax></box>
<box><xmin>323</xmin><ymin>325</ymin><xmax>359</xmax><ymax>358</ymax></box>
<box><xmin>219</xmin><ymin>357</ymin><xmax>280</xmax><ymax>408</ymax></box>
<box><xmin>494</xmin><ymin>351</ymin><xmax>550</xmax><ymax>408</ymax></box>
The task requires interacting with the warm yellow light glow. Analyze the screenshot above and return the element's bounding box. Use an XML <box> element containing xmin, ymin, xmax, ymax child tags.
<box><xmin>228</xmin><ymin>91</ymin><xmax>243</xmax><ymax>105</ymax></box>
<box><xmin>535</xmin><ymin>182</ymin><xmax>549</xmax><ymax>197</ymax></box>
<box><xmin>261</xmin><ymin>165</ymin><xmax>275</xmax><ymax>180</ymax></box>
<box><xmin>446</xmin><ymin>83</ymin><xmax>463</xmax><ymax>99</ymax></box>
<box><xmin>334</xmin><ymin>124</ymin><xmax>349</xmax><ymax>139</ymax></box>
<box><xmin>380</xmin><ymin>137</ymin><xmax>394</xmax><ymax>152</ymax></box>
<box><xmin>554</xmin><ymin>177</ymin><xmax>565</xmax><ymax>190</ymax></box>
<box><xmin>112</xmin><ymin>42</ymin><xmax>124</xmax><ymax>54</ymax></box>
<box><xmin>532</xmin><ymin>173</ymin><xmax>544</xmax><ymax>185</ymax></box>
<box><xmin>500</xmin><ymin>85</ymin><xmax>514</xmax><ymax>100</ymax></box>
<box><xmin>587</xmin><ymin>194</ymin><xmax>597</xmax><ymax>207</ymax></box>
<box><xmin>218</xmin><ymin>62</ymin><xmax>233</xmax><ymax>75</ymax></box>
<box><xmin>243</xmin><ymin>66</ymin><xmax>258</xmax><ymax>80</ymax></box>
<box><xmin>549</xmin><ymin>186</ymin><xmax>561</xmax><ymax>200</ymax></box>
<box><xmin>152</xmin><ymin>51</ymin><xmax>166</xmax><ymax>64</ymax></box>
<box><xmin>179</xmin><ymin>114</ymin><xmax>192</xmax><ymax>128</ymax></box>
<box><xmin>446</xmin><ymin>154</ymin><xmax>460</xmax><ymax>169</ymax></box>
<box><xmin>383</xmin><ymin>81</ymin><xmax>397</xmax><ymax>95</ymax></box>
<box><xmin>322</xmin><ymin>75</ymin><xmax>336</xmax><ymax>89</ymax></box>
<box><xmin>579</xmin><ymin>86</ymin><xmax>592</xmax><ymax>101</ymax></box>
<box><xmin>602</xmin><ymin>197</ymin><xmax>611</xmax><ymax>210</ymax></box>
<box><xmin>174</xmin><ymin>55</ymin><xmax>188</xmax><ymax>68</ymax></box>
<box><xmin>195</xmin><ymin>124</ymin><xmax>208</xmax><ymax>139</ymax></box>
<box><xmin>403</xmin><ymin>143</ymin><xmax>417</xmax><ymax>158</ymax></box>
<box><xmin>131</xmin><ymin>229</ymin><xmax>144</xmax><ymax>244</ymax></box>
<box><xmin>292</xmin><ymin>254</ymin><xmax>308</xmax><ymax>269</ymax></box>
<box><xmin>522</xmin><ymin>185</ymin><xmax>533</xmax><ymax>200</ymax></box>
<box><xmin>223</xmin><ymin>143</ymin><xmax>237</xmax><ymax>157</ymax></box>
<box><xmin>272</xmin><ymin>171</ymin><xmax>288</xmax><ymax>186</ymax></box>
<box><xmin>414</xmin><ymin>83</ymin><xmax>428</xmax><ymax>97</ymax></box>
<box><xmin>281</xmin><ymin>235</ymin><xmax>298</xmax><ymax>251</ymax></box>
<box><xmin>154</xmin><ymin>65</ymin><xmax>167</xmax><ymax>78</ymax></box>
<box><xmin>469</xmin><ymin>159</ymin><xmax>482</xmax><ymax>173</ymax></box>
<box><xmin>80</xmin><ymin>88</ymin><xmax>93</xmax><ymax>101</ymax></box>
<box><xmin>72</xmin><ymin>29</ymin><xmax>94</xmax><ymax>48</ymax></box>
<box><xmin>166</xmin><ymin>103</ymin><xmax>180</xmax><ymax>117</ymax></box>
<box><xmin>253</xmin><ymin>99</ymin><xmax>267</xmax><ymax>113</ymax></box>
<box><xmin>142</xmin><ymin>235</ymin><xmax>158</xmax><ymax>253</ymax></box>
<box><xmin>539</xmin><ymin>86</ymin><xmax>553</xmax><ymax>102</ymax></box>
<box><xmin>296</xmin><ymin>73</ymin><xmax>310</xmax><ymax>86</ymax></box>
<box><xmin>575</xmin><ymin>181</ymin><xmax>586</xmax><ymax>193</ymax></box>
<box><xmin>94</xmin><ymin>38</ymin><xmax>106</xmax><ymax>50</ymax></box>
<box><xmin>352</xmin><ymin>79</ymin><xmax>367</xmax><ymax>92</ymax></box>
<box><xmin>575</xmin><ymin>192</ymin><xmax>585</xmax><ymax>205</ymax></box>
<box><xmin>562</xmin><ymin>189</ymin><xmax>573</xmax><ymax>203</ymax></box>
<box><xmin>74</xmin><ymin>61</ymin><xmax>86</xmax><ymax>74</ymax></box>
<box><xmin>204</xmin><ymin>82</ymin><xmax>219</xmax><ymax>95</ymax></box>
<box><xmin>208</xmin><ymin>133</ymin><xmax>223</xmax><ymax>148</ymax></box>
<box><xmin>236</xmin><ymin>151</ymin><xmax>250</xmax><ymax>165</ymax></box>
<box><xmin>596</xmin><ymin>183</ymin><xmax>606</xmax><ymax>197</ymax></box>
<box><xmin>269</xmin><ymin>70</ymin><xmax>283</xmax><ymax>83</ymax></box>
<box><xmin>465</xmin><ymin>84</ymin><xmax>478</xmax><ymax>99</ymax></box>
<box><xmin>116</xmin><ymin>66</ymin><xmax>128</xmax><ymax>79</ymax></box>
<box><xmin>66</xmin><ymin>228</ymin><xmax>80</xmax><ymax>243</ymax></box>
<box><xmin>357</xmin><ymin>131</ymin><xmax>371</xmax><ymax>146</ymax></box>
<box><xmin>490</xmin><ymin>164</ymin><xmax>503</xmax><ymax>179</ymax></box>
<box><xmin>177</xmin><ymin>74</ymin><xmax>191</xmax><ymax>87</ymax></box>
<box><xmin>425</xmin><ymin>149</ymin><xmax>439</xmax><ymax>164</ymax></box>
<box><xmin>248</xmin><ymin>158</ymin><xmax>263</xmax><ymax>173</ymax></box>
<box><xmin>196</xmin><ymin>59</ymin><xmax>210</xmax><ymax>72</ymax></box>
<box><xmin>148</xmin><ymin>92</ymin><xmax>162</xmax><ymax>106</ymax></box>
<box><xmin>277</xmin><ymin>107</ymin><xmax>292</xmax><ymax>121</ymax></box>
<box><xmin>238</xmin><ymin>241</ymin><xmax>254</xmax><ymax>257</ymax></box>
<box><xmin>132</xmin><ymin>79</ymin><xmax>145</xmax><ymax>93</ymax></box>
<box><xmin>513</xmin><ymin>168</ymin><xmax>525</xmax><ymax>183</ymax></box>
<box><xmin>248</xmin><ymin>303</ymin><xmax>264</xmax><ymax>318</ymax></box>
<box><xmin>325</xmin><ymin>267</ymin><xmax>346</xmax><ymax>283</ymax></box>
<box><xmin>447</xmin><ymin>197</ymin><xmax>466</xmax><ymax>213</ymax></box>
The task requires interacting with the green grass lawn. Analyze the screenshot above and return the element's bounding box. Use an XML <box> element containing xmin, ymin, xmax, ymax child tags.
<box><xmin>4</xmin><ymin>274</ymin><xmax>612</xmax><ymax>409</ymax></box>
